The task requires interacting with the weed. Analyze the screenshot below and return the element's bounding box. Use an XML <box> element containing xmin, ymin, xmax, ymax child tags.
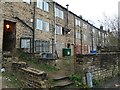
<box><xmin>92</xmin><ymin>79</ymin><xmax>101</xmax><ymax>86</ymax></box>
<box><xmin>68</xmin><ymin>73</ymin><xmax>88</xmax><ymax>88</ymax></box>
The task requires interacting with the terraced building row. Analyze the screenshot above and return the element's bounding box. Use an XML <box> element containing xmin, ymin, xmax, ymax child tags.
<box><xmin>0</xmin><ymin>0</ymin><xmax>107</xmax><ymax>57</ymax></box>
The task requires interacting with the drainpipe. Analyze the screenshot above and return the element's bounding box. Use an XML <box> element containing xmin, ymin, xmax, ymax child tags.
<box><xmin>80</xmin><ymin>27</ymin><xmax>82</xmax><ymax>54</ymax></box>
<box><xmin>91</xmin><ymin>30</ymin><xmax>93</xmax><ymax>51</ymax></box>
<box><xmin>74</xmin><ymin>16</ymin><xmax>76</xmax><ymax>73</ymax></box>
<box><xmin>32</xmin><ymin>2</ymin><xmax>36</xmax><ymax>55</ymax></box>
<box><xmin>66</xmin><ymin>4</ymin><xmax>69</xmax><ymax>48</ymax></box>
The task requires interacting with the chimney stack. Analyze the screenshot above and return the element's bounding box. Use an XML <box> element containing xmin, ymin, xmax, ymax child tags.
<box><xmin>100</xmin><ymin>26</ymin><xmax>103</xmax><ymax>30</ymax></box>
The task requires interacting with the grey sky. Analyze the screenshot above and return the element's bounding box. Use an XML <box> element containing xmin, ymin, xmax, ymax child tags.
<box><xmin>55</xmin><ymin>0</ymin><xmax>119</xmax><ymax>27</ymax></box>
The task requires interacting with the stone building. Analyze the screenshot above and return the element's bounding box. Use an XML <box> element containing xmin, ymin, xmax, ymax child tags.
<box><xmin>0</xmin><ymin>0</ymin><xmax>106</xmax><ymax>57</ymax></box>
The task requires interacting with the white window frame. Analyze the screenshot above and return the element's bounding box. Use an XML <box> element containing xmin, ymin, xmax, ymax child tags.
<box><xmin>36</xmin><ymin>19</ymin><xmax>49</xmax><ymax>32</ymax></box>
<box><xmin>61</xmin><ymin>11</ymin><xmax>64</xmax><ymax>19</ymax></box>
<box><xmin>83</xmin><ymin>23</ymin><xmax>87</xmax><ymax>29</ymax></box>
<box><xmin>99</xmin><ymin>31</ymin><xmax>101</xmax><ymax>37</ymax></box>
<box><xmin>55</xmin><ymin>7</ymin><xmax>64</xmax><ymax>19</ymax></box>
<box><xmin>76</xmin><ymin>31</ymin><xmax>80</xmax><ymax>39</ymax></box>
<box><xmin>21</xmin><ymin>38</ymin><xmax>30</xmax><ymax>49</ymax></box>
<box><xmin>83</xmin><ymin>34</ymin><xmax>87</xmax><ymax>41</ymax></box>
<box><xmin>44</xmin><ymin>1</ymin><xmax>49</xmax><ymax>12</ymax></box>
<box><xmin>37</xmin><ymin>0</ymin><xmax>43</xmax><ymax>9</ymax></box>
<box><xmin>75</xmin><ymin>19</ymin><xmax>80</xmax><ymax>26</ymax></box>
<box><xmin>93</xmin><ymin>28</ymin><xmax>95</xmax><ymax>33</ymax></box>
<box><xmin>55</xmin><ymin>25</ymin><xmax>62</xmax><ymax>35</ymax></box>
<box><xmin>43</xmin><ymin>21</ymin><xmax>49</xmax><ymax>32</ymax></box>
<box><xmin>36</xmin><ymin>19</ymin><xmax>43</xmax><ymax>30</ymax></box>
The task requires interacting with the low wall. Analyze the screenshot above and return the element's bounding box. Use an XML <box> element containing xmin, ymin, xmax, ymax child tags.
<box><xmin>76</xmin><ymin>52</ymin><xmax>119</xmax><ymax>81</ymax></box>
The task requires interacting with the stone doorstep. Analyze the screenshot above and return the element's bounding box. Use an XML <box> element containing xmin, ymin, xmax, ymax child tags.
<box><xmin>52</xmin><ymin>79</ymin><xmax>73</xmax><ymax>88</ymax></box>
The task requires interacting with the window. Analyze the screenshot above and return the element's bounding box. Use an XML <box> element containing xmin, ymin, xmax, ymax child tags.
<box><xmin>76</xmin><ymin>31</ymin><xmax>80</xmax><ymax>39</ymax></box>
<box><xmin>43</xmin><ymin>21</ymin><xmax>49</xmax><ymax>32</ymax></box>
<box><xmin>61</xmin><ymin>11</ymin><xmax>64</xmax><ymax>19</ymax></box>
<box><xmin>23</xmin><ymin>0</ymin><xmax>30</xmax><ymax>4</ymax></box>
<box><xmin>83</xmin><ymin>23</ymin><xmax>87</xmax><ymax>29</ymax></box>
<box><xmin>55</xmin><ymin>8</ymin><xmax>59</xmax><ymax>16</ymax></box>
<box><xmin>37</xmin><ymin>0</ymin><xmax>43</xmax><ymax>9</ymax></box>
<box><xmin>36</xmin><ymin>19</ymin><xmax>42</xmax><ymax>30</ymax></box>
<box><xmin>55</xmin><ymin>7</ymin><xmax>64</xmax><ymax>19</ymax></box>
<box><xmin>92</xmin><ymin>28</ymin><xmax>95</xmax><ymax>33</ymax></box>
<box><xmin>37</xmin><ymin>0</ymin><xmax>49</xmax><ymax>12</ymax></box>
<box><xmin>55</xmin><ymin>25</ymin><xmax>62</xmax><ymax>35</ymax></box>
<box><xmin>35</xmin><ymin>40</ymin><xmax>41</xmax><ymax>52</ymax></box>
<box><xmin>44</xmin><ymin>1</ymin><xmax>49</xmax><ymax>12</ymax></box>
<box><xmin>36</xmin><ymin>19</ymin><xmax>49</xmax><ymax>32</ymax></box>
<box><xmin>20</xmin><ymin>38</ymin><xmax>30</xmax><ymax>49</ymax></box>
<box><xmin>75</xmin><ymin>19</ymin><xmax>80</xmax><ymax>26</ymax></box>
<box><xmin>83</xmin><ymin>34</ymin><xmax>87</xmax><ymax>41</ymax></box>
<box><xmin>35</xmin><ymin>40</ymin><xmax>50</xmax><ymax>53</ymax></box>
<box><xmin>99</xmin><ymin>31</ymin><xmax>101</xmax><ymax>37</ymax></box>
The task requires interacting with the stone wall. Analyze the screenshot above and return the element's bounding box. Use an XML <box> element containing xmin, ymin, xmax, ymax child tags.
<box><xmin>76</xmin><ymin>53</ymin><xmax>119</xmax><ymax>81</ymax></box>
<box><xmin>11</xmin><ymin>61</ymin><xmax>48</xmax><ymax>88</ymax></box>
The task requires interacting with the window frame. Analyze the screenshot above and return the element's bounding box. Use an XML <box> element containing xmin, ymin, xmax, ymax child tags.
<box><xmin>35</xmin><ymin>40</ymin><xmax>50</xmax><ymax>53</ymax></box>
<box><xmin>55</xmin><ymin>7</ymin><xmax>64</xmax><ymax>19</ymax></box>
<box><xmin>76</xmin><ymin>31</ymin><xmax>80</xmax><ymax>39</ymax></box>
<box><xmin>20</xmin><ymin>37</ymin><xmax>31</xmax><ymax>52</ymax></box>
<box><xmin>55</xmin><ymin>24</ymin><xmax>62</xmax><ymax>35</ymax></box>
<box><xmin>43</xmin><ymin>21</ymin><xmax>49</xmax><ymax>32</ymax></box>
<box><xmin>75</xmin><ymin>19</ymin><xmax>81</xmax><ymax>26</ymax></box>
<box><xmin>37</xmin><ymin>0</ymin><xmax>43</xmax><ymax>9</ymax></box>
<box><xmin>43</xmin><ymin>1</ymin><xmax>49</xmax><ymax>12</ymax></box>
<box><xmin>36</xmin><ymin>19</ymin><xmax>43</xmax><ymax>30</ymax></box>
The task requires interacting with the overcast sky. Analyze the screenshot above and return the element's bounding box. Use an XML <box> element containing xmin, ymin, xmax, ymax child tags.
<box><xmin>55</xmin><ymin>0</ymin><xmax>119</xmax><ymax>28</ymax></box>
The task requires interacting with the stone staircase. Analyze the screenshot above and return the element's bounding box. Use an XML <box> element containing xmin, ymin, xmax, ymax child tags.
<box><xmin>50</xmin><ymin>74</ymin><xmax>73</xmax><ymax>88</ymax></box>
<box><xmin>2</xmin><ymin>51</ymin><xmax>13</xmax><ymax>71</ymax></box>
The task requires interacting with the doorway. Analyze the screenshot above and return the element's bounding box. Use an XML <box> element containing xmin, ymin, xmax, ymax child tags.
<box><xmin>3</xmin><ymin>20</ymin><xmax>16</xmax><ymax>52</ymax></box>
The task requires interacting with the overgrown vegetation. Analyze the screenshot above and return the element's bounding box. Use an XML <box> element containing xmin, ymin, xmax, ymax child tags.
<box><xmin>92</xmin><ymin>79</ymin><xmax>102</xmax><ymax>87</ymax></box>
<box><xmin>68</xmin><ymin>74</ymin><xmax>88</xmax><ymax>88</ymax></box>
<box><xmin>2</xmin><ymin>72</ymin><xmax>24</xmax><ymax>88</ymax></box>
<box><xmin>17</xmin><ymin>49</ymin><xmax>59</xmax><ymax>72</ymax></box>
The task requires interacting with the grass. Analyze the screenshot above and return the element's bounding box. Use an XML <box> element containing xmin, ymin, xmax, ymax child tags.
<box><xmin>0</xmin><ymin>72</ymin><xmax>2</xmax><ymax>76</ymax></box>
<box><xmin>2</xmin><ymin>72</ymin><xmax>24</xmax><ymax>88</ymax></box>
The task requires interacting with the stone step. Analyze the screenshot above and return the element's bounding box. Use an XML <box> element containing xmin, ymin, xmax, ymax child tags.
<box><xmin>51</xmin><ymin>79</ymin><xmax>73</xmax><ymax>88</ymax></box>
<box><xmin>3</xmin><ymin>51</ymin><xmax>12</xmax><ymax>58</ymax></box>
<box><xmin>51</xmin><ymin>75</ymin><xmax>69</xmax><ymax>81</ymax></box>
<box><xmin>50</xmin><ymin>74</ymin><xmax>73</xmax><ymax>88</ymax></box>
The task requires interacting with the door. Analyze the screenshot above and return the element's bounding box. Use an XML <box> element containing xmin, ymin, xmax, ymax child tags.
<box><xmin>3</xmin><ymin>20</ymin><xmax>16</xmax><ymax>52</ymax></box>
